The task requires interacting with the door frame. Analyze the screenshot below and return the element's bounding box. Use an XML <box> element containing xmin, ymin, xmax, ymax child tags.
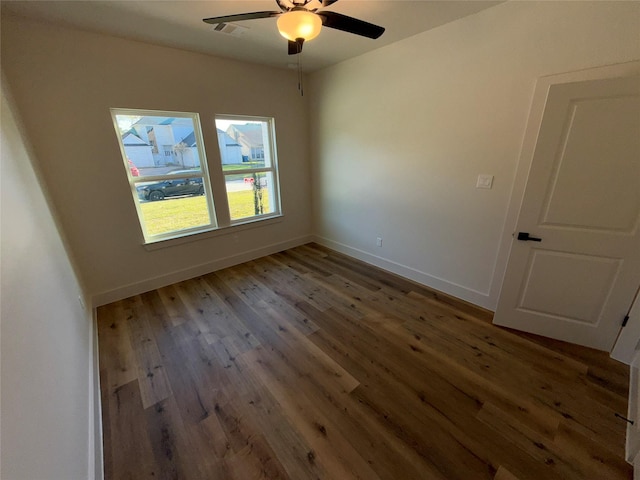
<box><xmin>490</xmin><ymin>61</ymin><xmax>640</xmax><ymax>321</ymax></box>
<box><xmin>612</xmin><ymin>289</ymin><xmax>640</xmax><ymax>364</ymax></box>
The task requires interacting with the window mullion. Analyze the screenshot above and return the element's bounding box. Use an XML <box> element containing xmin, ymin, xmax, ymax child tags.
<box><xmin>223</xmin><ymin>167</ymin><xmax>274</xmax><ymax>176</ymax></box>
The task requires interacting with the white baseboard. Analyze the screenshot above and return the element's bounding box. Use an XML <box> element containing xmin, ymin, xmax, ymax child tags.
<box><xmin>312</xmin><ymin>235</ymin><xmax>494</xmax><ymax>310</ymax></box>
<box><xmin>90</xmin><ymin>307</ymin><xmax>104</xmax><ymax>480</ymax></box>
<box><xmin>88</xmin><ymin>310</ymin><xmax>103</xmax><ymax>480</ymax></box>
<box><xmin>92</xmin><ymin>235</ymin><xmax>313</xmax><ymax>307</ymax></box>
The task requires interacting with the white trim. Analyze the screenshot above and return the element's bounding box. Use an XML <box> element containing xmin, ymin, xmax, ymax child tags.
<box><xmin>489</xmin><ymin>61</ymin><xmax>640</xmax><ymax>312</ymax></box>
<box><xmin>612</xmin><ymin>290</ymin><xmax>640</xmax><ymax>365</ymax></box>
<box><xmin>90</xmin><ymin>307</ymin><xmax>104</xmax><ymax>480</ymax></box>
<box><xmin>87</xmin><ymin>309</ymin><xmax>95</xmax><ymax>480</ymax></box>
<box><xmin>313</xmin><ymin>235</ymin><xmax>493</xmax><ymax>310</ymax></box>
<box><xmin>143</xmin><ymin>215</ymin><xmax>283</xmax><ymax>251</ymax></box>
<box><xmin>625</xmin><ymin>351</ymin><xmax>640</xmax><ymax>463</ymax></box>
<box><xmin>92</xmin><ymin>235</ymin><xmax>312</xmax><ymax>306</ymax></box>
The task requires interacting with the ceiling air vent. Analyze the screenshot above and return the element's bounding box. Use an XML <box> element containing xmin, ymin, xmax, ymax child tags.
<box><xmin>210</xmin><ymin>23</ymin><xmax>248</xmax><ymax>37</ymax></box>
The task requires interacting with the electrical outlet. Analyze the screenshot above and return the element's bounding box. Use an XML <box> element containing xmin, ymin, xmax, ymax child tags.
<box><xmin>376</xmin><ymin>237</ymin><xmax>383</xmax><ymax>247</ymax></box>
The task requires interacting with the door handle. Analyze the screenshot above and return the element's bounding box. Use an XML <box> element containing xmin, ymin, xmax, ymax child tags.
<box><xmin>517</xmin><ymin>232</ymin><xmax>542</xmax><ymax>242</ymax></box>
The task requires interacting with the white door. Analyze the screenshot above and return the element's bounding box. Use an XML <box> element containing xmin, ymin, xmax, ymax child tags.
<box><xmin>494</xmin><ymin>75</ymin><xmax>640</xmax><ymax>351</ymax></box>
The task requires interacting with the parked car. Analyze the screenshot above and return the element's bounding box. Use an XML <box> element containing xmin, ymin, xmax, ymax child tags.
<box><xmin>128</xmin><ymin>159</ymin><xmax>140</xmax><ymax>177</ymax></box>
<box><xmin>137</xmin><ymin>170</ymin><xmax>204</xmax><ymax>201</ymax></box>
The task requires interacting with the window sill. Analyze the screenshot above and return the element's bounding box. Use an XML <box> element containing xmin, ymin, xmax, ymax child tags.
<box><xmin>142</xmin><ymin>214</ymin><xmax>284</xmax><ymax>251</ymax></box>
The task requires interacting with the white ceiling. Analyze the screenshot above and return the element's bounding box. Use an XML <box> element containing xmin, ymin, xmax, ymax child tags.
<box><xmin>1</xmin><ymin>1</ymin><xmax>503</xmax><ymax>72</ymax></box>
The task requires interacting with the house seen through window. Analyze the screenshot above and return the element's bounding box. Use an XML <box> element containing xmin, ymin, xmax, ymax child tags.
<box><xmin>111</xmin><ymin>109</ymin><xmax>281</xmax><ymax>243</ymax></box>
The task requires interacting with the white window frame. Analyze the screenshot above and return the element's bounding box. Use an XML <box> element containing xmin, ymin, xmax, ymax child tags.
<box><xmin>110</xmin><ymin>108</ymin><xmax>217</xmax><ymax>244</ymax></box>
<box><xmin>215</xmin><ymin>115</ymin><xmax>282</xmax><ymax>224</ymax></box>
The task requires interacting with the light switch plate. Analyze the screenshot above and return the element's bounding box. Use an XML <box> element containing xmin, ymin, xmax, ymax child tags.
<box><xmin>476</xmin><ymin>174</ymin><xmax>494</xmax><ymax>189</ymax></box>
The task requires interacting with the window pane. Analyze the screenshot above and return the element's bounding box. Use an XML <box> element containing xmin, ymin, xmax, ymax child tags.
<box><xmin>138</xmin><ymin>195</ymin><xmax>210</xmax><ymax>237</ymax></box>
<box><xmin>226</xmin><ymin>172</ymin><xmax>275</xmax><ymax>221</ymax></box>
<box><xmin>215</xmin><ymin>119</ymin><xmax>271</xmax><ymax>169</ymax></box>
<box><xmin>215</xmin><ymin>115</ymin><xmax>280</xmax><ymax>223</ymax></box>
<box><xmin>114</xmin><ymin>114</ymin><xmax>204</xmax><ymax>178</ymax></box>
<box><xmin>112</xmin><ymin>110</ymin><xmax>215</xmax><ymax>242</ymax></box>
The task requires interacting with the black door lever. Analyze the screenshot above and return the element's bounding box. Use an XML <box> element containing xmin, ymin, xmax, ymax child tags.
<box><xmin>517</xmin><ymin>232</ymin><xmax>542</xmax><ymax>242</ymax></box>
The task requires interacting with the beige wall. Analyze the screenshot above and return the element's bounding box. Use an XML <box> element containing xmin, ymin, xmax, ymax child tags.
<box><xmin>309</xmin><ymin>0</ymin><xmax>640</xmax><ymax>309</ymax></box>
<box><xmin>1</xmin><ymin>83</ymin><xmax>95</xmax><ymax>479</ymax></box>
<box><xmin>1</xmin><ymin>16</ymin><xmax>312</xmax><ymax>305</ymax></box>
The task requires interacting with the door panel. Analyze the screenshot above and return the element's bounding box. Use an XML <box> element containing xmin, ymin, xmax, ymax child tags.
<box><xmin>518</xmin><ymin>250</ymin><xmax>621</xmax><ymax>324</ymax></box>
<box><xmin>494</xmin><ymin>75</ymin><xmax>640</xmax><ymax>351</ymax></box>
<box><xmin>541</xmin><ymin>96</ymin><xmax>640</xmax><ymax>232</ymax></box>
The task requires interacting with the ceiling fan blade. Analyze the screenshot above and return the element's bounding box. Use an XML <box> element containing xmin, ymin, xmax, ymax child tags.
<box><xmin>203</xmin><ymin>11</ymin><xmax>280</xmax><ymax>25</ymax></box>
<box><xmin>321</xmin><ymin>0</ymin><xmax>340</xmax><ymax>6</ymax></box>
<box><xmin>317</xmin><ymin>11</ymin><xmax>385</xmax><ymax>39</ymax></box>
<box><xmin>288</xmin><ymin>39</ymin><xmax>304</xmax><ymax>55</ymax></box>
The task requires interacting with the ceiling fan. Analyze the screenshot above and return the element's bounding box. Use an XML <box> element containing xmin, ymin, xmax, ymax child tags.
<box><xmin>203</xmin><ymin>0</ymin><xmax>385</xmax><ymax>55</ymax></box>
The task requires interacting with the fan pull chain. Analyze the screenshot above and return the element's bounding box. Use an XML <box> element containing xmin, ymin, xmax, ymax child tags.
<box><xmin>297</xmin><ymin>49</ymin><xmax>304</xmax><ymax>96</ymax></box>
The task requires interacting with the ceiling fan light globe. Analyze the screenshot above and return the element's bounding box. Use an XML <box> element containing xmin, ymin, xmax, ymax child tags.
<box><xmin>277</xmin><ymin>10</ymin><xmax>322</xmax><ymax>41</ymax></box>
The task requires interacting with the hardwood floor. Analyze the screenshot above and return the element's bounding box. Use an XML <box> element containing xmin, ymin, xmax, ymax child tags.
<box><xmin>97</xmin><ymin>243</ymin><xmax>632</xmax><ymax>479</ymax></box>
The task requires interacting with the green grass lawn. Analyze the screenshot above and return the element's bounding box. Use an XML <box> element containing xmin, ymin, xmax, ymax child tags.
<box><xmin>140</xmin><ymin>189</ymin><xmax>271</xmax><ymax>236</ymax></box>
<box><xmin>222</xmin><ymin>162</ymin><xmax>264</xmax><ymax>172</ymax></box>
<box><xmin>227</xmin><ymin>189</ymin><xmax>271</xmax><ymax>220</ymax></box>
<box><xmin>140</xmin><ymin>196</ymin><xmax>209</xmax><ymax>236</ymax></box>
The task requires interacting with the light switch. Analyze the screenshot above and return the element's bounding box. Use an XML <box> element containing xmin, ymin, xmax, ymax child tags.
<box><xmin>476</xmin><ymin>174</ymin><xmax>494</xmax><ymax>189</ymax></box>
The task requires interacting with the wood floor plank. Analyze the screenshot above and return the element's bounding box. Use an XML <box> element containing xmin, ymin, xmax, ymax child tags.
<box><xmin>99</xmin><ymin>368</ymin><xmax>113</xmax><ymax>480</ymax></box>
<box><xmin>229</xmin><ymin>306</ymin><xmax>438</xmax><ymax>479</ymax></box>
<box><xmin>178</xmin><ymin>276</ymin><xmax>261</xmax><ymax>352</ymax></box>
<box><xmin>244</xmin><ymin>258</ymin><xmax>322</xmax><ymax>318</ymax></box>
<box><xmin>383</xmin><ymin>302</ymin><xmax>627</xmax><ymax>456</ymax></box>
<box><xmin>218</xmin><ymin>262</ymin><xmax>319</xmax><ymax>336</ymax></box>
<box><xmin>156</xmin><ymin>284</ymin><xmax>188</xmax><ymax>327</ymax></box>
<box><xmin>242</xmin><ymin>345</ymin><xmax>384</xmax><ymax>480</ymax></box>
<box><xmin>298</xmin><ymin>305</ymin><xmax>558</xmax><ymax>480</ymax></box>
<box><xmin>209</xmin><ymin>338</ymin><xmax>328</xmax><ymax>480</ymax></box>
<box><xmin>106</xmin><ymin>380</ymin><xmax>157</xmax><ymax>479</ymax></box>
<box><xmin>212</xmin><ymin>398</ymin><xmax>292</xmax><ymax>479</ymax></box>
<box><xmin>305</xmin><ymin>330</ymin><xmax>453</xmax><ymax>480</ymax></box>
<box><xmin>476</xmin><ymin>401</ymin><xmax>585</xmax><ymax>480</ymax></box>
<box><xmin>306</xmin><ymin>244</ymin><xmax>494</xmax><ymax>321</ymax></box>
<box><xmin>145</xmin><ymin>394</ymin><xmax>228</xmax><ymax>479</ymax></box>
<box><xmin>236</xmin><ymin>384</ymin><xmax>329</xmax><ymax>480</ymax></box>
<box><xmin>97</xmin><ymin>302</ymin><xmax>137</xmax><ymax>392</ymax></box>
<box><xmin>494</xmin><ymin>465</ymin><xmax>522</xmax><ymax>480</ymax></box>
<box><xmin>286</xmin><ymin>246</ymin><xmax>382</xmax><ymax>292</ymax></box>
<box><xmin>97</xmin><ymin>242</ymin><xmax>632</xmax><ymax>480</ymax></box>
<box><xmin>259</xmin><ymin>302</ymin><xmax>360</xmax><ymax>393</ymax></box>
<box><xmin>552</xmin><ymin>420</ymin><xmax>633</xmax><ymax>480</ymax></box>
<box><xmin>249</xmin><ymin>256</ymin><xmax>334</xmax><ymax>312</ymax></box>
<box><xmin>124</xmin><ymin>297</ymin><xmax>173</xmax><ymax>409</ymax></box>
<box><xmin>275</xmin><ymin>249</ymin><xmax>334</xmax><ymax>277</ymax></box>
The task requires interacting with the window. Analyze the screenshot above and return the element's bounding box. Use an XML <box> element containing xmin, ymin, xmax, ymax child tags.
<box><xmin>215</xmin><ymin>116</ymin><xmax>281</xmax><ymax>222</ymax></box>
<box><xmin>111</xmin><ymin>109</ymin><xmax>216</xmax><ymax>243</ymax></box>
<box><xmin>111</xmin><ymin>110</ymin><xmax>282</xmax><ymax>244</ymax></box>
